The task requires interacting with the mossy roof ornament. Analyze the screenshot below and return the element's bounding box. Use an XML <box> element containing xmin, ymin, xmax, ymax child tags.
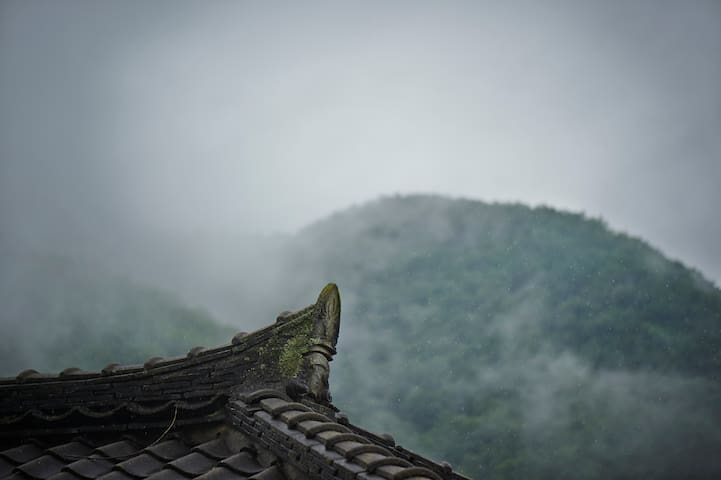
<box><xmin>302</xmin><ymin>283</ymin><xmax>341</xmax><ymax>404</ymax></box>
<box><xmin>0</xmin><ymin>283</ymin><xmax>468</xmax><ymax>480</ymax></box>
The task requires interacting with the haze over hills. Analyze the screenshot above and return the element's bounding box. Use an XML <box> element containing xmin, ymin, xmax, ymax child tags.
<box><xmin>2</xmin><ymin>195</ymin><xmax>721</xmax><ymax>479</ymax></box>
<box><xmin>0</xmin><ymin>250</ymin><xmax>234</xmax><ymax>374</ymax></box>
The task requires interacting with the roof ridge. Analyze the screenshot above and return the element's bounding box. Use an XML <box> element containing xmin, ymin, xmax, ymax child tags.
<box><xmin>0</xmin><ymin>305</ymin><xmax>315</xmax><ymax>385</ymax></box>
<box><xmin>227</xmin><ymin>390</ymin><xmax>468</xmax><ymax>480</ymax></box>
<box><xmin>0</xmin><ymin>284</ymin><xmax>343</xmax><ymax>437</ymax></box>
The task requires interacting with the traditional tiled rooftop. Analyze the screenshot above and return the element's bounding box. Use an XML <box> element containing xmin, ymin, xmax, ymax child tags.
<box><xmin>0</xmin><ymin>435</ymin><xmax>277</xmax><ymax>480</ymax></box>
<box><xmin>0</xmin><ymin>284</ymin><xmax>468</xmax><ymax>480</ymax></box>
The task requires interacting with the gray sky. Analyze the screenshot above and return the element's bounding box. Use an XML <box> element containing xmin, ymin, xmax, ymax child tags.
<box><xmin>1</xmin><ymin>0</ymin><xmax>720</xmax><ymax>284</ymax></box>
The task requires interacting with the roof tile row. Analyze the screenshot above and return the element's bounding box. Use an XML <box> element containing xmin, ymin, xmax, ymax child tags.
<box><xmin>228</xmin><ymin>391</ymin><xmax>446</xmax><ymax>480</ymax></box>
<box><xmin>0</xmin><ymin>436</ymin><xmax>278</xmax><ymax>480</ymax></box>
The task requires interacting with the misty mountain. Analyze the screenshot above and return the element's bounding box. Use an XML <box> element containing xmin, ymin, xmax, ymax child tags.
<box><xmin>3</xmin><ymin>194</ymin><xmax>721</xmax><ymax>479</ymax></box>
<box><xmin>276</xmin><ymin>195</ymin><xmax>721</xmax><ymax>480</ymax></box>
<box><xmin>293</xmin><ymin>195</ymin><xmax>721</xmax><ymax>376</ymax></box>
<box><xmin>0</xmin><ymin>250</ymin><xmax>233</xmax><ymax>374</ymax></box>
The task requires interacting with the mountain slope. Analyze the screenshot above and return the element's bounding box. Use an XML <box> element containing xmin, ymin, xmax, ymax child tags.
<box><xmin>276</xmin><ymin>195</ymin><xmax>721</xmax><ymax>480</ymax></box>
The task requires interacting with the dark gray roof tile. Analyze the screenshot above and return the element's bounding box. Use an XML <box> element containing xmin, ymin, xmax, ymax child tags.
<box><xmin>194</xmin><ymin>466</ymin><xmax>247</xmax><ymax>480</ymax></box>
<box><xmin>15</xmin><ymin>455</ymin><xmax>66</xmax><ymax>479</ymax></box>
<box><xmin>218</xmin><ymin>453</ymin><xmax>263</xmax><ymax>476</ymax></box>
<box><xmin>143</xmin><ymin>358</ymin><xmax>164</xmax><ymax>370</ymax></box>
<box><xmin>15</xmin><ymin>370</ymin><xmax>40</xmax><ymax>381</ymax></box>
<box><xmin>59</xmin><ymin>368</ymin><xmax>95</xmax><ymax>378</ymax></box>
<box><xmin>313</xmin><ymin>430</ymin><xmax>342</xmax><ymax>444</ymax></box>
<box><xmin>366</xmin><ymin>459</ymin><xmax>411</xmax><ymax>477</ymax></box>
<box><xmin>331</xmin><ymin>459</ymin><xmax>366</xmax><ymax>478</ymax></box>
<box><xmin>308</xmin><ymin>444</ymin><xmax>343</xmax><ymax>465</ymax></box>
<box><xmin>115</xmin><ymin>454</ymin><xmax>164</xmax><ymax>477</ymax></box>
<box><xmin>143</xmin><ymin>468</ymin><xmax>190</xmax><ymax>480</ymax></box>
<box><xmin>62</xmin><ymin>458</ymin><xmax>114</xmax><ymax>479</ymax></box>
<box><xmin>373</xmin><ymin>465</ymin><xmax>405</xmax><ymax>480</ymax></box>
<box><xmin>96</xmin><ymin>470</ymin><xmax>137</xmax><ymax>480</ymax></box>
<box><xmin>144</xmin><ymin>441</ymin><xmax>190</xmax><ymax>463</ymax></box>
<box><xmin>248</xmin><ymin>466</ymin><xmax>284</xmax><ymax>480</ymax></box>
<box><xmin>342</xmin><ymin>445</ymin><xmax>392</xmax><ymax>463</ymax></box>
<box><xmin>48</xmin><ymin>443</ymin><xmax>94</xmax><ymax>461</ymax></box>
<box><xmin>356</xmin><ymin>473</ymin><xmax>386</xmax><ymax>480</ymax></box>
<box><xmin>93</xmin><ymin>441</ymin><xmax>139</xmax><ymax>459</ymax></box>
<box><xmin>278</xmin><ymin>412</ymin><xmax>328</xmax><ymax>429</ymax></box>
<box><xmin>392</xmin><ymin>468</ymin><xmax>442</xmax><ymax>480</ymax></box>
<box><xmin>257</xmin><ymin>400</ymin><xmax>307</xmax><ymax>418</ymax></box>
<box><xmin>296</xmin><ymin>422</ymin><xmax>348</xmax><ymax>438</ymax></box>
<box><xmin>353</xmin><ymin>453</ymin><xmax>387</xmax><ymax>469</ymax></box>
<box><xmin>191</xmin><ymin>440</ymin><xmax>231</xmax><ymax>461</ymax></box>
<box><xmin>47</xmin><ymin>471</ymin><xmax>84</xmax><ymax>480</ymax></box>
<box><xmin>5</xmin><ymin>472</ymin><xmax>33</xmax><ymax>480</ymax></box>
<box><xmin>320</xmin><ymin>433</ymin><xmax>369</xmax><ymax>449</ymax></box>
<box><xmin>101</xmin><ymin>364</ymin><xmax>121</xmax><ymax>375</ymax></box>
<box><xmin>167</xmin><ymin>453</ymin><xmax>216</xmax><ymax>477</ymax></box>
<box><xmin>1</xmin><ymin>444</ymin><xmax>45</xmax><ymax>464</ymax></box>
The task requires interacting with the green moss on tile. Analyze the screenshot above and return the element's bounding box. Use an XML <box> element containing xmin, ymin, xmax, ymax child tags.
<box><xmin>256</xmin><ymin>312</ymin><xmax>314</xmax><ymax>379</ymax></box>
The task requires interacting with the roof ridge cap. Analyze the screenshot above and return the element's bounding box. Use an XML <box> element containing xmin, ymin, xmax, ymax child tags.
<box><xmin>228</xmin><ymin>391</ymin><xmax>466</xmax><ymax>480</ymax></box>
<box><xmin>0</xmin><ymin>300</ymin><xmax>320</xmax><ymax>386</ymax></box>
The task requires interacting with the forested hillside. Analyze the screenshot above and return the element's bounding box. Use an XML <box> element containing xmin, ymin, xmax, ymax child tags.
<box><xmin>278</xmin><ymin>195</ymin><xmax>721</xmax><ymax>480</ymax></box>
<box><xmin>2</xmin><ymin>195</ymin><xmax>721</xmax><ymax>480</ymax></box>
<box><xmin>0</xmin><ymin>251</ymin><xmax>234</xmax><ymax>374</ymax></box>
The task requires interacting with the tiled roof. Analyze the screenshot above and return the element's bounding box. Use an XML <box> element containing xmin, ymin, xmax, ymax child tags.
<box><xmin>0</xmin><ymin>435</ymin><xmax>279</xmax><ymax>480</ymax></box>
<box><xmin>0</xmin><ymin>285</ymin><xmax>468</xmax><ymax>480</ymax></box>
<box><xmin>228</xmin><ymin>390</ymin><xmax>455</xmax><ymax>480</ymax></box>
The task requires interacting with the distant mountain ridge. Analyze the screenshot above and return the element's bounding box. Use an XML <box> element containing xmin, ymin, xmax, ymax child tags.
<box><xmin>297</xmin><ymin>195</ymin><xmax>721</xmax><ymax>375</ymax></box>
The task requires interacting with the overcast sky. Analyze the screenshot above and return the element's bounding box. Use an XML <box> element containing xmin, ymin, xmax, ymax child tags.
<box><xmin>1</xmin><ymin>0</ymin><xmax>720</xmax><ymax>284</ymax></box>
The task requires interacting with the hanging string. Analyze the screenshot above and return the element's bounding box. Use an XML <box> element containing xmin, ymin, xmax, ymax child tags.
<box><xmin>62</xmin><ymin>405</ymin><xmax>179</xmax><ymax>461</ymax></box>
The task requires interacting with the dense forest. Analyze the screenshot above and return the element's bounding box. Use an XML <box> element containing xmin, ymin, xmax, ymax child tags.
<box><xmin>3</xmin><ymin>195</ymin><xmax>721</xmax><ymax>480</ymax></box>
